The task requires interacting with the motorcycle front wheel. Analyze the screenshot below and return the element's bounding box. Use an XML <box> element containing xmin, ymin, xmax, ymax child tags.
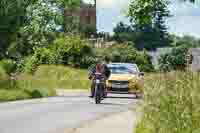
<box><xmin>95</xmin><ymin>84</ymin><xmax>101</xmax><ymax>104</ymax></box>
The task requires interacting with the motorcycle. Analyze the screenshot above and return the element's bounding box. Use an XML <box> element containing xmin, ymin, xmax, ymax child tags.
<box><xmin>93</xmin><ymin>72</ymin><xmax>106</xmax><ymax>104</ymax></box>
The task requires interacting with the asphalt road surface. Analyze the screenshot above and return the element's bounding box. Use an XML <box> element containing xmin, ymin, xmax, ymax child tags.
<box><xmin>0</xmin><ymin>91</ymin><xmax>139</xmax><ymax>133</ymax></box>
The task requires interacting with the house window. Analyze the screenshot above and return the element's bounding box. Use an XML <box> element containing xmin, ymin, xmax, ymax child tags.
<box><xmin>86</xmin><ymin>15</ymin><xmax>91</xmax><ymax>24</ymax></box>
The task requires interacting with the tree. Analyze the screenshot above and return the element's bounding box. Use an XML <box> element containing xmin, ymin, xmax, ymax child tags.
<box><xmin>99</xmin><ymin>43</ymin><xmax>154</xmax><ymax>72</ymax></box>
<box><xmin>7</xmin><ymin>0</ymin><xmax>63</xmax><ymax>60</ymax></box>
<box><xmin>112</xmin><ymin>22</ymin><xmax>135</xmax><ymax>43</ymax></box>
<box><xmin>171</xmin><ymin>35</ymin><xmax>200</xmax><ymax>48</ymax></box>
<box><xmin>184</xmin><ymin>0</ymin><xmax>195</xmax><ymax>2</ymax></box>
<box><xmin>50</xmin><ymin>35</ymin><xmax>94</xmax><ymax>67</ymax></box>
<box><xmin>0</xmin><ymin>0</ymin><xmax>37</xmax><ymax>58</ymax></box>
<box><xmin>128</xmin><ymin>0</ymin><xmax>171</xmax><ymax>50</ymax></box>
<box><xmin>1</xmin><ymin>0</ymin><xmax>82</xmax><ymax>60</ymax></box>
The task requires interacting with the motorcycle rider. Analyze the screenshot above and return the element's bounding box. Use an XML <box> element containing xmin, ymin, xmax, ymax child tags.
<box><xmin>88</xmin><ymin>56</ymin><xmax>111</xmax><ymax>98</ymax></box>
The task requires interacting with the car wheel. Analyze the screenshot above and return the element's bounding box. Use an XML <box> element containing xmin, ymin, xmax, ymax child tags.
<box><xmin>136</xmin><ymin>93</ymin><xmax>143</xmax><ymax>99</ymax></box>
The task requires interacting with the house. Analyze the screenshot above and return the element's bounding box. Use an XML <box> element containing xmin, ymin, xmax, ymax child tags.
<box><xmin>188</xmin><ymin>48</ymin><xmax>200</xmax><ymax>71</ymax></box>
<box><xmin>64</xmin><ymin>0</ymin><xmax>96</xmax><ymax>30</ymax></box>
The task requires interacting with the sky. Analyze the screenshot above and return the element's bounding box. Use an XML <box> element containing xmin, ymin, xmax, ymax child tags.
<box><xmin>83</xmin><ymin>0</ymin><xmax>200</xmax><ymax>38</ymax></box>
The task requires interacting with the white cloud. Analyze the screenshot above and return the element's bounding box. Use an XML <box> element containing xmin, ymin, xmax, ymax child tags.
<box><xmin>97</xmin><ymin>0</ymin><xmax>130</xmax><ymax>9</ymax></box>
<box><xmin>169</xmin><ymin>0</ymin><xmax>200</xmax><ymax>17</ymax></box>
<box><xmin>167</xmin><ymin>16</ymin><xmax>200</xmax><ymax>38</ymax></box>
<box><xmin>97</xmin><ymin>0</ymin><xmax>113</xmax><ymax>8</ymax></box>
<box><xmin>83</xmin><ymin>0</ymin><xmax>95</xmax><ymax>4</ymax></box>
<box><xmin>167</xmin><ymin>0</ymin><xmax>200</xmax><ymax>38</ymax></box>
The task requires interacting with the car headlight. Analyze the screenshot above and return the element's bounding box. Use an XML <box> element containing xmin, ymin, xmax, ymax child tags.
<box><xmin>106</xmin><ymin>80</ymin><xmax>112</xmax><ymax>87</ymax></box>
<box><xmin>128</xmin><ymin>79</ymin><xmax>137</xmax><ymax>87</ymax></box>
<box><xmin>129</xmin><ymin>78</ymin><xmax>137</xmax><ymax>83</ymax></box>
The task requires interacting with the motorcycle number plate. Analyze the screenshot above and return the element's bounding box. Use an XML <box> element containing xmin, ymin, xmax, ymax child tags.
<box><xmin>96</xmin><ymin>80</ymin><xmax>100</xmax><ymax>84</ymax></box>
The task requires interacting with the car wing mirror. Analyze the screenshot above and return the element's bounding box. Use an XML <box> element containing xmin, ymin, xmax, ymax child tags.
<box><xmin>139</xmin><ymin>72</ymin><xmax>144</xmax><ymax>76</ymax></box>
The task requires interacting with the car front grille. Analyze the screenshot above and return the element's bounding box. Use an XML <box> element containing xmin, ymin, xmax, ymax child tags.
<box><xmin>108</xmin><ymin>80</ymin><xmax>129</xmax><ymax>92</ymax></box>
<box><xmin>109</xmin><ymin>80</ymin><xmax>129</xmax><ymax>85</ymax></box>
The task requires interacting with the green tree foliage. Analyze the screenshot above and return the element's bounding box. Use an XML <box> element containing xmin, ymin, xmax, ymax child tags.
<box><xmin>50</xmin><ymin>35</ymin><xmax>94</xmax><ymax>68</ymax></box>
<box><xmin>0</xmin><ymin>59</ymin><xmax>17</xmax><ymax>75</ymax></box>
<box><xmin>60</xmin><ymin>0</ymin><xmax>81</xmax><ymax>9</ymax></box>
<box><xmin>79</xmin><ymin>24</ymin><xmax>97</xmax><ymax>38</ymax></box>
<box><xmin>19</xmin><ymin>47</ymin><xmax>57</xmax><ymax>74</ymax></box>
<box><xmin>158</xmin><ymin>47</ymin><xmax>188</xmax><ymax>72</ymax></box>
<box><xmin>0</xmin><ymin>0</ymin><xmax>37</xmax><ymax>58</ymax></box>
<box><xmin>128</xmin><ymin>0</ymin><xmax>171</xmax><ymax>50</ymax></box>
<box><xmin>7</xmin><ymin>0</ymin><xmax>63</xmax><ymax>60</ymax></box>
<box><xmin>184</xmin><ymin>0</ymin><xmax>195</xmax><ymax>2</ymax></box>
<box><xmin>18</xmin><ymin>35</ymin><xmax>95</xmax><ymax>73</ymax></box>
<box><xmin>112</xmin><ymin>22</ymin><xmax>135</xmax><ymax>43</ymax></box>
<box><xmin>1</xmin><ymin>0</ymin><xmax>81</xmax><ymax>60</ymax></box>
<box><xmin>171</xmin><ymin>35</ymin><xmax>200</xmax><ymax>48</ymax></box>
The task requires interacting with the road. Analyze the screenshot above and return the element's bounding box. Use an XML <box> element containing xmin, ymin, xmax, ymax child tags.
<box><xmin>0</xmin><ymin>91</ymin><xmax>139</xmax><ymax>133</ymax></box>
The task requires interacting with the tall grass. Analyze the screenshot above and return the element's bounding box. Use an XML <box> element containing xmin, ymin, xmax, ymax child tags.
<box><xmin>135</xmin><ymin>72</ymin><xmax>200</xmax><ymax>133</ymax></box>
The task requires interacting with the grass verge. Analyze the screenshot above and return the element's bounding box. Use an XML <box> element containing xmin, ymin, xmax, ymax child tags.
<box><xmin>0</xmin><ymin>65</ymin><xmax>89</xmax><ymax>102</ymax></box>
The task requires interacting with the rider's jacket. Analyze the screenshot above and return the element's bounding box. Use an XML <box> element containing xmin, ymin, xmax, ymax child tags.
<box><xmin>89</xmin><ymin>63</ymin><xmax>111</xmax><ymax>80</ymax></box>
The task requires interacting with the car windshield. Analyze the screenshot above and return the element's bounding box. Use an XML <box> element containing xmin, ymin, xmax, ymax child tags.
<box><xmin>108</xmin><ymin>65</ymin><xmax>138</xmax><ymax>74</ymax></box>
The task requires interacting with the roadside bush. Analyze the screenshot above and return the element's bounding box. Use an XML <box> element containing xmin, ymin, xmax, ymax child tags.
<box><xmin>24</xmin><ymin>88</ymin><xmax>51</xmax><ymax>98</ymax></box>
<box><xmin>33</xmin><ymin>47</ymin><xmax>57</xmax><ymax>64</ymax></box>
<box><xmin>0</xmin><ymin>65</ymin><xmax>8</xmax><ymax>79</ymax></box>
<box><xmin>80</xmin><ymin>56</ymin><xmax>96</xmax><ymax>68</ymax></box>
<box><xmin>0</xmin><ymin>87</ymin><xmax>55</xmax><ymax>102</ymax></box>
<box><xmin>159</xmin><ymin>47</ymin><xmax>188</xmax><ymax>72</ymax></box>
<box><xmin>19</xmin><ymin>47</ymin><xmax>57</xmax><ymax>74</ymax></box>
<box><xmin>101</xmin><ymin>44</ymin><xmax>154</xmax><ymax>72</ymax></box>
<box><xmin>135</xmin><ymin>52</ymin><xmax>154</xmax><ymax>72</ymax></box>
<box><xmin>19</xmin><ymin>55</ymin><xmax>39</xmax><ymax>74</ymax></box>
<box><xmin>0</xmin><ymin>59</ymin><xmax>17</xmax><ymax>75</ymax></box>
<box><xmin>17</xmin><ymin>36</ymin><xmax>95</xmax><ymax>73</ymax></box>
<box><xmin>51</xmin><ymin>35</ymin><xmax>94</xmax><ymax>68</ymax></box>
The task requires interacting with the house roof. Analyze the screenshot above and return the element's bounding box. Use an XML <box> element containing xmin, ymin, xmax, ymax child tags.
<box><xmin>189</xmin><ymin>48</ymin><xmax>200</xmax><ymax>56</ymax></box>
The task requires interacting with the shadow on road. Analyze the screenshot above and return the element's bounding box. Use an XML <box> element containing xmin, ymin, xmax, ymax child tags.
<box><xmin>57</xmin><ymin>95</ymin><xmax>138</xmax><ymax>99</ymax></box>
<box><xmin>100</xmin><ymin>102</ymin><xmax>130</xmax><ymax>106</ymax></box>
<box><xmin>57</xmin><ymin>95</ymin><xmax>88</xmax><ymax>98</ymax></box>
<box><xmin>106</xmin><ymin>96</ymin><xmax>137</xmax><ymax>99</ymax></box>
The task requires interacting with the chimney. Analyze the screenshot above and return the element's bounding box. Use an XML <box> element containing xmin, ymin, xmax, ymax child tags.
<box><xmin>94</xmin><ymin>0</ymin><xmax>96</xmax><ymax>8</ymax></box>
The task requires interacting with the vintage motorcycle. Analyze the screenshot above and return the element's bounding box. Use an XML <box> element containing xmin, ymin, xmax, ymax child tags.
<box><xmin>93</xmin><ymin>72</ymin><xmax>106</xmax><ymax>104</ymax></box>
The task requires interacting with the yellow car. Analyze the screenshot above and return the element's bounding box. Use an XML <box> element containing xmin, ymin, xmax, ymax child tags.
<box><xmin>106</xmin><ymin>63</ymin><xmax>144</xmax><ymax>98</ymax></box>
